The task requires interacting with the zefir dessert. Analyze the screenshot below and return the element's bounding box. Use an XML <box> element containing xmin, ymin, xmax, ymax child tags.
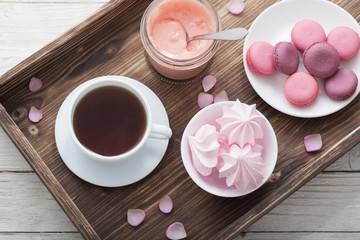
<box><xmin>182</xmin><ymin>100</ymin><xmax>277</xmax><ymax>196</ymax></box>
<box><xmin>140</xmin><ymin>0</ymin><xmax>220</xmax><ymax>80</ymax></box>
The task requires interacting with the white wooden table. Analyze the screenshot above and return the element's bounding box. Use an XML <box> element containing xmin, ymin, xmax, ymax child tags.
<box><xmin>0</xmin><ymin>1</ymin><xmax>360</xmax><ymax>239</ymax></box>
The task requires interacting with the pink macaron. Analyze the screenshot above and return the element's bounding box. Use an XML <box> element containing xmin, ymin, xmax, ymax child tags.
<box><xmin>246</xmin><ymin>41</ymin><xmax>276</xmax><ymax>76</ymax></box>
<box><xmin>327</xmin><ymin>26</ymin><xmax>360</xmax><ymax>61</ymax></box>
<box><xmin>291</xmin><ymin>19</ymin><xmax>326</xmax><ymax>53</ymax></box>
<box><xmin>324</xmin><ymin>68</ymin><xmax>358</xmax><ymax>101</ymax></box>
<box><xmin>273</xmin><ymin>41</ymin><xmax>299</xmax><ymax>75</ymax></box>
<box><xmin>303</xmin><ymin>41</ymin><xmax>340</xmax><ymax>79</ymax></box>
<box><xmin>284</xmin><ymin>72</ymin><xmax>320</xmax><ymax>106</ymax></box>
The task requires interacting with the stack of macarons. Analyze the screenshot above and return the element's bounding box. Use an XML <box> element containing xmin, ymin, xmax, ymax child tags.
<box><xmin>246</xmin><ymin>19</ymin><xmax>360</xmax><ymax>107</ymax></box>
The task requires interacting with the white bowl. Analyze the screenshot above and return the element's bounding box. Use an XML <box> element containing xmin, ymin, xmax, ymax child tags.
<box><xmin>180</xmin><ymin>101</ymin><xmax>278</xmax><ymax>197</ymax></box>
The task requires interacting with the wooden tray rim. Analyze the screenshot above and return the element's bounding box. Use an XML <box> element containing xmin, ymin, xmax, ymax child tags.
<box><xmin>0</xmin><ymin>0</ymin><xmax>360</xmax><ymax>239</ymax></box>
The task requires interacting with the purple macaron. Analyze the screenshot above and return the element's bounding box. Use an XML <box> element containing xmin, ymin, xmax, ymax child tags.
<box><xmin>325</xmin><ymin>68</ymin><xmax>358</xmax><ymax>100</ymax></box>
<box><xmin>303</xmin><ymin>41</ymin><xmax>340</xmax><ymax>78</ymax></box>
<box><xmin>273</xmin><ymin>41</ymin><xmax>300</xmax><ymax>75</ymax></box>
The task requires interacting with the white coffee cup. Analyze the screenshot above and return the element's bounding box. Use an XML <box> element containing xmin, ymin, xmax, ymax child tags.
<box><xmin>67</xmin><ymin>76</ymin><xmax>172</xmax><ymax>163</ymax></box>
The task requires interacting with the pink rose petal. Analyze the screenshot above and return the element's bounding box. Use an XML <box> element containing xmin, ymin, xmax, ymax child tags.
<box><xmin>227</xmin><ymin>0</ymin><xmax>245</xmax><ymax>15</ymax></box>
<box><xmin>127</xmin><ymin>209</ymin><xmax>145</xmax><ymax>227</ymax></box>
<box><xmin>214</xmin><ymin>90</ymin><xmax>229</xmax><ymax>103</ymax></box>
<box><xmin>28</xmin><ymin>107</ymin><xmax>43</xmax><ymax>123</ymax></box>
<box><xmin>166</xmin><ymin>222</ymin><xmax>187</xmax><ymax>240</ymax></box>
<box><xmin>198</xmin><ymin>92</ymin><xmax>213</xmax><ymax>109</ymax></box>
<box><xmin>202</xmin><ymin>75</ymin><xmax>216</xmax><ymax>92</ymax></box>
<box><xmin>304</xmin><ymin>134</ymin><xmax>322</xmax><ymax>152</ymax></box>
<box><xmin>29</xmin><ymin>77</ymin><xmax>42</xmax><ymax>92</ymax></box>
<box><xmin>159</xmin><ymin>195</ymin><xmax>173</xmax><ymax>214</ymax></box>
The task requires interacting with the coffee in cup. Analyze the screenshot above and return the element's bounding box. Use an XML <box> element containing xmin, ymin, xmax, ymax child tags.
<box><xmin>68</xmin><ymin>76</ymin><xmax>172</xmax><ymax>162</ymax></box>
<box><xmin>73</xmin><ymin>86</ymin><xmax>148</xmax><ymax>156</ymax></box>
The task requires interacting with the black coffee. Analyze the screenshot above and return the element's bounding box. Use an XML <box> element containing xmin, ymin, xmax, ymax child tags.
<box><xmin>73</xmin><ymin>86</ymin><xmax>147</xmax><ymax>156</ymax></box>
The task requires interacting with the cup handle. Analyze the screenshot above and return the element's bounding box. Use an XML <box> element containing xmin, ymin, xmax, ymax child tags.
<box><xmin>149</xmin><ymin>123</ymin><xmax>172</xmax><ymax>139</ymax></box>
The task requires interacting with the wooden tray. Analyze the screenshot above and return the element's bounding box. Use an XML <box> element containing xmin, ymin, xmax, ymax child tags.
<box><xmin>0</xmin><ymin>0</ymin><xmax>359</xmax><ymax>239</ymax></box>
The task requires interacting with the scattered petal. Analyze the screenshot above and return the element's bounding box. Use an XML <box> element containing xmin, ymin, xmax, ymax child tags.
<box><xmin>159</xmin><ymin>195</ymin><xmax>173</xmax><ymax>214</ymax></box>
<box><xmin>227</xmin><ymin>0</ymin><xmax>245</xmax><ymax>15</ymax></box>
<box><xmin>28</xmin><ymin>107</ymin><xmax>43</xmax><ymax>123</ymax></box>
<box><xmin>29</xmin><ymin>77</ymin><xmax>42</xmax><ymax>92</ymax></box>
<box><xmin>214</xmin><ymin>90</ymin><xmax>229</xmax><ymax>103</ymax></box>
<box><xmin>202</xmin><ymin>75</ymin><xmax>216</xmax><ymax>92</ymax></box>
<box><xmin>198</xmin><ymin>92</ymin><xmax>213</xmax><ymax>109</ymax></box>
<box><xmin>304</xmin><ymin>134</ymin><xmax>322</xmax><ymax>152</ymax></box>
<box><xmin>166</xmin><ymin>222</ymin><xmax>187</xmax><ymax>240</ymax></box>
<box><xmin>127</xmin><ymin>209</ymin><xmax>145</xmax><ymax>227</ymax></box>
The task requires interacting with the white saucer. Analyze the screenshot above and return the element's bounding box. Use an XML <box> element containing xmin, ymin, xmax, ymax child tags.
<box><xmin>243</xmin><ymin>0</ymin><xmax>360</xmax><ymax>118</ymax></box>
<box><xmin>55</xmin><ymin>76</ymin><xmax>170</xmax><ymax>187</ymax></box>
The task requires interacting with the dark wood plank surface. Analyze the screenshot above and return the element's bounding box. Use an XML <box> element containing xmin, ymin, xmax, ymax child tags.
<box><xmin>0</xmin><ymin>0</ymin><xmax>360</xmax><ymax>239</ymax></box>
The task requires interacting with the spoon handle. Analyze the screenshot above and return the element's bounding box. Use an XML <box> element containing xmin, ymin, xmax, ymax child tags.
<box><xmin>190</xmin><ymin>28</ymin><xmax>248</xmax><ymax>41</ymax></box>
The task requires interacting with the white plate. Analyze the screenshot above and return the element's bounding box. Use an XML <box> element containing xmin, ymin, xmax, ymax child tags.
<box><xmin>55</xmin><ymin>76</ymin><xmax>170</xmax><ymax>187</ymax></box>
<box><xmin>243</xmin><ymin>0</ymin><xmax>360</xmax><ymax>118</ymax></box>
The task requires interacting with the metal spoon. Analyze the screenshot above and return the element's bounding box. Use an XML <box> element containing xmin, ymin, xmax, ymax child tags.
<box><xmin>186</xmin><ymin>27</ymin><xmax>248</xmax><ymax>43</ymax></box>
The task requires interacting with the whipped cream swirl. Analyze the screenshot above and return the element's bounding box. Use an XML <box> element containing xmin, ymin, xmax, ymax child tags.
<box><xmin>216</xmin><ymin>99</ymin><xmax>264</xmax><ymax>147</ymax></box>
<box><xmin>187</xmin><ymin>100</ymin><xmax>269</xmax><ymax>192</ymax></box>
<box><xmin>219</xmin><ymin>144</ymin><xmax>265</xmax><ymax>191</ymax></box>
<box><xmin>188</xmin><ymin>124</ymin><xmax>220</xmax><ymax>176</ymax></box>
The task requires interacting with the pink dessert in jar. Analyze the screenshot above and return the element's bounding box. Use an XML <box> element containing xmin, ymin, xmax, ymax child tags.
<box><xmin>181</xmin><ymin>100</ymin><xmax>278</xmax><ymax>197</ymax></box>
<box><xmin>140</xmin><ymin>0</ymin><xmax>220</xmax><ymax>80</ymax></box>
<box><xmin>148</xmin><ymin>0</ymin><xmax>215</xmax><ymax>60</ymax></box>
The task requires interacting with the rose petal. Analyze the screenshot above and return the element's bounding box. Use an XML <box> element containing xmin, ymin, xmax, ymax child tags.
<box><xmin>202</xmin><ymin>75</ymin><xmax>216</xmax><ymax>92</ymax></box>
<box><xmin>127</xmin><ymin>209</ymin><xmax>145</xmax><ymax>227</ymax></box>
<box><xmin>28</xmin><ymin>107</ymin><xmax>43</xmax><ymax>123</ymax></box>
<box><xmin>198</xmin><ymin>92</ymin><xmax>213</xmax><ymax>109</ymax></box>
<box><xmin>214</xmin><ymin>90</ymin><xmax>229</xmax><ymax>103</ymax></box>
<box><xmin>159</xmin><ymin>195</ymin><xmax>173</xmax><ymax>214</ymax></box>
<box><xmin>227</xmin><ymin>0</ymin><xmax>245</xmax><ymax>15</ymax></box>
<box><xmin>304</xmin><ymin>134</ymin><xmax>322</xmax><ymax>152</ymax></box>
<box><xmin>166</xmin><ymin>222</ymin><xmax>187</xmax><ymax>240</ymax></box>
<box><xmin>29</xmin><ymin>77</ymin><xmax>42</xmax><ymax>92</ymax></box>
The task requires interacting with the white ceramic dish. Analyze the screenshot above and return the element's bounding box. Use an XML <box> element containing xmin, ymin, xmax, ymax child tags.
<box><xmin>243</xmin><ymin>0</ymin><xmax>360</xmax><ymax>118</ymax></box>
<box><xmin>181</xmin><ymin>101</ymin><xmax>278</xmax><ymax>197</ymax></box>
<box><xmin>55</xmin><ymin>76</ymin><xmax>170</xmax><ymax>187</ymax></box>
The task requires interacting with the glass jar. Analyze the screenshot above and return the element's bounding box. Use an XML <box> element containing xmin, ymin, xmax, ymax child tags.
<box><xmin>140</xmin><ymin>0</ymin><xmax>221</xmax><ymax>80</ymax></box>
